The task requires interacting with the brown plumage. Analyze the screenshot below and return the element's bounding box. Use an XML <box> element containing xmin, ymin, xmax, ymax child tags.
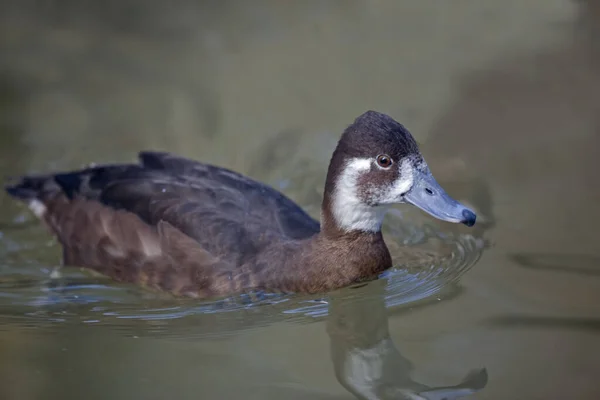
<box><xmin>4</xmin><ymin>111</ymin><xmax>475</xmax><ymax>299</ymax></box>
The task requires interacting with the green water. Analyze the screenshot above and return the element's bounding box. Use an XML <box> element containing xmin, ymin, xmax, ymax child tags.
<box><xmin>1</xmin><ymin>1</ymin><xmax>599</xmax><ymax>399</ymax></box>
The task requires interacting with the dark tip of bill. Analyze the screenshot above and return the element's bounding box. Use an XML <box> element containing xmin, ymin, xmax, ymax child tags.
<box><xmin>461</xmin><ymin>209</ymin><xmax>477</xmax><ymax>227</ymax></box>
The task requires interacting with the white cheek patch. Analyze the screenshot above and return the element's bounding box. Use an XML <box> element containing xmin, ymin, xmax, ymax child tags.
<box><xmin>330</xmin><ymin>157</ymin><xmax>388</xmax><ymax>233</ymax></box>
<box><xmin>28</xmin><ymin>199</ymin><xmax>47</xmax><ymax>218</ymax></box>
<box><xmin>376</xmin><ymin>158</ymin><xmax>415</xmax><ymax>204</ymax></box>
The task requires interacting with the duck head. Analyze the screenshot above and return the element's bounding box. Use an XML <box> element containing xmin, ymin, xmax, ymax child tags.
<box><xmin>322</xmin><ymin>111</ymin><xmax>476</xmax><ymax>234</ymax></box>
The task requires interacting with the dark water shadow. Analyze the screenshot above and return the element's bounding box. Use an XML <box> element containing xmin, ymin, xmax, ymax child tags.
<box><xmin>509</xmin><ymin>253</ymin><xmax>600</xmax><ymax>277</ymax></box>
<box><xmin>484</xmin><ymin>315</ymin><xmax>600</xmax><ymax>333</ymax></box>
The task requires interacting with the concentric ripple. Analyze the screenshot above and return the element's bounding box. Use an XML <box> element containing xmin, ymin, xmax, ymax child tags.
<box><xmin>0</xmin><ymin>207</ymin><xmax>487</xmax><ymax>338</ymax></box>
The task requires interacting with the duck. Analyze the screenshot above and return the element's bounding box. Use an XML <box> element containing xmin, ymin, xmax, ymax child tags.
<box><xmin>4</xmin><ymin>111</ymin><xmax>476</xmax><ymax>299</ymax></box>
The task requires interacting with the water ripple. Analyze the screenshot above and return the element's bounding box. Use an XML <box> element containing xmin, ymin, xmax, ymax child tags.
<box><xmin>0</xmin><ymin>210</ymin><xmax>487</xmax><ymax>338</ymax></box>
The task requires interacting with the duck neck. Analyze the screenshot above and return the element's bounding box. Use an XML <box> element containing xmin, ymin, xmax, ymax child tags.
<box><xmin>271</xmin><ymin>229</ymin><xmax>392</xmax><ymax>294</ymax></box>
<box><xmin>223</xmin><ymin>196</ymin><xmax>392</xmax><ymax>295</ymax></box>
<box><xmin>308</xmin><ymin>191</ymin><xmax>392</xmax><ymax>287</ymax></box>
<box><xmin>320</xmin><ymin>191</ymin><xmax>388</xmax><ymax>238</ymax></box>
<box><xmin>326</xmin><ymin>228</ymin><xmax>392</xmax><ymax>284</ymax></box>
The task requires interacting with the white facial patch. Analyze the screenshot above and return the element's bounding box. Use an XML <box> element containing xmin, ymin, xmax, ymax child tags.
<box><xmin>28</xmin><ymin>199</ymin><xmax>47</xmax><ymax>218</ymax></box>
<box><xmin>375</xmin><ymin>158</ymin><xmax>415</xmax><ymax>204</ymax></box>
<box><xmin>330</xmin><ymin>157</ymin><xmax>387</xmax><ymax>232</ymax></box>
<box><xmin>330</xmin><ymin>157</ymin><xmax>416</xmax><ymax>233</ymax></box>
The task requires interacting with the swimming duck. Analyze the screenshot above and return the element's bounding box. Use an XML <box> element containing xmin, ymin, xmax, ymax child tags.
<box><xmin>5</xmin><ymin>111</ymin><xmax>476</xmax><ymax>298</ymax></box>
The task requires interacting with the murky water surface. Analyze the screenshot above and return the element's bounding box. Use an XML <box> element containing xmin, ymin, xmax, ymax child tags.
<box><xmin>1</xmin><ymin>1</ymin><xmax>599</xmax><ymax>399</ymax></box>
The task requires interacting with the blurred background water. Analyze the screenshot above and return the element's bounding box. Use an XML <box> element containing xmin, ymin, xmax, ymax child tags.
<box><xmin>0</xmin><ymin>0</ymin><xmax>599</xmax><ymax>399</ymax></box>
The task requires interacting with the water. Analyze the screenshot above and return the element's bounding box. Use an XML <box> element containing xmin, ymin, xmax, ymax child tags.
<box><xmin>1</xmin><ymin>1</ymin><xmax>599</xmax><ymax>399</ymax></box>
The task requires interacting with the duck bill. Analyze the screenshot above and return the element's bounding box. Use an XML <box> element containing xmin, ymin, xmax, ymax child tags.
<box><xmin>404</xmin><ymin>168</ymin><xmax>477</xmax><ymax>227</ymax></box>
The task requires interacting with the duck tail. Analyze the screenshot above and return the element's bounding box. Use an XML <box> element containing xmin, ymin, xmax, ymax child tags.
<box><xmin>4</xmin><ymin>173</ymin><xmax>62</xmax><ymax>218</ymax></box>
<box><xmin>5</xmin><ymin>174</ymin><xmax>54</xmax><ymax>201</ymax></box>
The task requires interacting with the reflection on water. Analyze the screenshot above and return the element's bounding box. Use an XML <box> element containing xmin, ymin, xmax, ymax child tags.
<box><xmin>328</xmin><ymin>282</ymin><xmax>487</xmax><ymax>400</ymax></box>
<box><xmin>0</xmin><ymin>168</ymin><xmax>488</xmax><ymax>400</ymax></box>
<box><xmin>0</xmin><ymin>206</ymin><xmax>487</xmax><ymax>399</ymax></box>
<box><xmin>0</xmin><ymin>210</ymin><xmax>485</xmax><ymax>340</ymax></box>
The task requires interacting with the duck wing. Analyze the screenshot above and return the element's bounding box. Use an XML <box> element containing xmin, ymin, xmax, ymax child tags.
<box><xmin>138</xmin><ymin>151</ymin><xmax>320</xmax><ymax>242</ymax></box>
<box><xmin>5</xmin><ymin>152</ymin><xmax>319</xmax><ymax>269</ymax></box>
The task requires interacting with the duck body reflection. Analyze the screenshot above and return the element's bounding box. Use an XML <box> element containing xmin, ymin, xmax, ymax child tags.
<box><xmin>327</xmin><ymin>280</ymin><xmax>487</xmax><ymax>399</ymax></box>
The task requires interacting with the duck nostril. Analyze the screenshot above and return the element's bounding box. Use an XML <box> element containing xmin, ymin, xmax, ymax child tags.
<box><xmin>424</xmin><ymin>188</ymin><xmax>434</xmax><ymax>196</ymax></box>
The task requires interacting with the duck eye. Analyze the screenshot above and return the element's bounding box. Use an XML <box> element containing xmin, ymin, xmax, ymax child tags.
<box><xmin>376</xmin><ymin>154</ymin><xmax>393</xmax><ymax>168</ymax></box>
